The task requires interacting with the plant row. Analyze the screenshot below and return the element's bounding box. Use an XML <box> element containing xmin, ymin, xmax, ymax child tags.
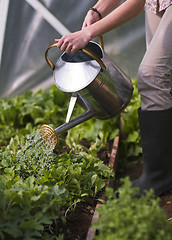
<box><xmin>1</xmin><ymin>80</ymin><xmax>171</xmax><ymax>239</ymax></box>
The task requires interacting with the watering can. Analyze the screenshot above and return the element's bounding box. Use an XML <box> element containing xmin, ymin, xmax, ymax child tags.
<box><xmin>40</xmin><ymin>36</ymin><xmax>133</xmax><ymax>149</ymax></box>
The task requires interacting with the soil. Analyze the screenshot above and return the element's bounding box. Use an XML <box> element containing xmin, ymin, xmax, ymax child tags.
<box><xmin>61</xmin><ymin>139</ymin><xmax>172</xmax><ymax>240</ymax></box>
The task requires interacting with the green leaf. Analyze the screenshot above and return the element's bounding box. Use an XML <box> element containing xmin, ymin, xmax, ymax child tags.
<box><xmin>127</xmin><ymin>131</ymin><xmax>139</xmax><ymax>142</ymax></box>
<box><xmin>20</xmin><ymin>220</ymin><xmax>44</xmax><ymax>231</ymax></box>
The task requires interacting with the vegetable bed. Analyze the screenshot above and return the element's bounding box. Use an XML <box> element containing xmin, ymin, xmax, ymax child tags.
<box><xmin>0</xmin><ymin>80</ymin><xmax>172</xmax><ymax>240</ymax></box>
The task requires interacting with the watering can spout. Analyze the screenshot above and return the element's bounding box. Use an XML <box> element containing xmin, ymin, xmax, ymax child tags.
<box><xmin>40</xmin><ymin>110</ymin><xmax>95</xmax><ymax>150</ymax></box>
<box><xmin>40</xmin><ymin>94</ymin><xmax>96</xmax><ymax>150</ymax></box>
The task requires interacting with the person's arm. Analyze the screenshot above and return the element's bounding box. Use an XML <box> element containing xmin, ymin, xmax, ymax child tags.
<box><xmin>56</xmin><ymin>0</ymin><xmax>145</xmax><ymax>53</ymax></box>
<box><xmin>82</xmin><ymin>0</ymin><xmax>122</xmax><ymax>28</ymax></box>
<box><xmin>92</xmin><ymin>0</ymin><xmax>122</xmax><ymax>17</ymax></box>
<box><xmin>87</xmin><ymin>0</ymin><xmax>145</xmax><ymax>37</ymax></box>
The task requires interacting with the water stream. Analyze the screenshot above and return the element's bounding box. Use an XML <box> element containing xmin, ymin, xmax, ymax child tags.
<box><xmin>15</xmin><ymin>129</ymin><xmax>57</xmax><ymax>178</ymax></box>
<box><xmin>66</xmin><ymin>95</ymin><xmax>77</xmax><ymax>123</ymax></box>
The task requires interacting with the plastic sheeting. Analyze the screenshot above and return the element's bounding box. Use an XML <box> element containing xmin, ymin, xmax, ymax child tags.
<box><xmin>0</xmin><ymin>0</ymin><xmax>145</xmax><ymax>98</ymax></box>
<box><xmin>0</xmin><ymin>0</ymin><xmax>97</xmax><ymax>97</ymax></box>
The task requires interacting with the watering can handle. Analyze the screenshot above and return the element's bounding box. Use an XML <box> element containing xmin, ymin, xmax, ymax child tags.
<box><xmin>45</xmin><ymin>36</ymin><xmax>106</xmax><ymax>71</ymax></box>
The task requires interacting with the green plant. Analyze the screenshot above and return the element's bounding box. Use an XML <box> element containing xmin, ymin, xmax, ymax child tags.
<box><xmin>116</xmin><ymin>79</ymin><xmax>142</xmax><ymax>172</ymax></box>
<box><xmin>120</xmin><ymin>78</ymin><xmax>142</xmax><ymax>157</ymax></box>
<box><xmin>0</xmin><ymin>175</ymin><xmax>67</xmax><ymax>240</ymax></box>
<box><xmin>65</xmin><ymin>105</ymin><xmax>120</xmax><ymax>152</ymax></box>
<box><xmin>0</xmin><ymin>131</ymin><xmax>114</xmax><ymax>239</ymax></box>
<box><xmin>0</xmin><ymin>78</ymin><xmax>146</xmax><ymax>239</ymax></box>
<box><xmin>0</xmin><ymin>79</ymin><xmax>141</xmax><ymax>162</ymax></box>
<box><xmin>94</xmin><ymin>177</ymin><xmax>172</xmax><ymax>240</ymax></box>
<box><xmin>0</xmin><ymin>85</ymin><xmax>68</xmax><ymax>147</ymax></box>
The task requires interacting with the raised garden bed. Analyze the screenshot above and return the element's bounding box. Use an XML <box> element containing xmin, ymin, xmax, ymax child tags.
<box><xmin>1</xmin><ymin>82</ymin><xmax>172</xmax><ymax>239</ymax></box>
<box><xmin>64</xmin><ymin>136</ymin><xmax>172</xmax><ymax>240</ymax></box>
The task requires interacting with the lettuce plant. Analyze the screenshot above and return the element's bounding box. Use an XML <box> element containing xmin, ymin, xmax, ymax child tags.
<box><xmin>94</xmin><ymin>177</ymin><xmax>172</xmax><ymax>240</ymax></box>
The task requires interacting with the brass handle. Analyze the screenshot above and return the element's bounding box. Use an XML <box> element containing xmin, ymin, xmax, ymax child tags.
<box><xmin>45</xmin><ymin>42</ymin><xmax>58</xmax><ymax>70</ymax></box>
<box><xmin>45</xmin><ymin>36</ymin><xmax>106</xmax><ymax>71</ymax></box>
<box><xmin>98</xmin><ymin>35</ymin><xmax>104</xmax><ymax>50</ymax></box>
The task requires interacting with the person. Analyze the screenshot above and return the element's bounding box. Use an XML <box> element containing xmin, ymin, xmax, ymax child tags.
<box><xmin>56</xmin><ymin>0</ymin><xmax>172</xmax><ymax>196</ymax></box>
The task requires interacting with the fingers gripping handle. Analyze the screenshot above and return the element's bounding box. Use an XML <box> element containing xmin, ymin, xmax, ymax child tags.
<box><xmin>45</xmin><ymin>37</ymin><xmax>106</xmax><ymax>71</ymax></box>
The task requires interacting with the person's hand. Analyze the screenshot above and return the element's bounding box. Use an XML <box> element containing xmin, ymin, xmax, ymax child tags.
<box><xmin>55</xmin><ymin>9</ymin><xmax>101</xmax><ymax>53</ymax></box>
<box><xmin>82</xmin><ymin>9</ymin><xmax>101</xmax><ymax>29</ymax></box>
<box><xmin>55</xmin><ymin>29</ymin><xmax>91</xmax><ymax>53</ymax></box>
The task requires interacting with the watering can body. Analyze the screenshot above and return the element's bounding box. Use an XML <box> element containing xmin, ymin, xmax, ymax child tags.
<box><xmin>47</xmin><ymin>40</ymin><xmax>133</xmax><ymax>120</ymax></box>
<box><xmin>41</xmin><ymin>38</ymin><xmax>133</xmax><ymax>149</ymax></box>
<box><xmin>76</xmin><ymin>51</ymin><xmax>133</xmax><ymax>120</ymax></box>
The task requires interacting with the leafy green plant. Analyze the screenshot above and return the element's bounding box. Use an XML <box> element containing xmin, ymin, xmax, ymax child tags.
<box><xmin>0</xmin><ymin>175</ymin><xmax>67</xmax><ymax>240</ymax></box>
<box><xmin>94</xmin><ymin>177</ymin><xmax>172</xmax><ymax>240</ymax></box>
<box><xmin>0</xmin><ymin>78</ymin><xmax>148</xmax><ymax>239</ymax></box>
<box><xmin>0</xmin><ymin>85</ymin><xmax>68</xmax><ymax>146</ymax></box>
<box><xmin>120</xmin><ymin>78</ymin><xmax>141</xmax><ymax>156</ymax></box>
<box><xmin>116</xmin><ymin>79</ymin><xmax>142</xmax><ymax>172</ymax></box>
<box><xmin>0</xmin><ymin>79</ymin><xmax>141</xmax><ymax>162</ymax></box>
<box><xmin>66</xmin><ymin>115</ymin><xmax>120</xmax><ymax>152</ymax></box>
<box><xmin>0</xmin><ymin>131</ymin><xmax>114</xmax><ymax>239</ymax></box>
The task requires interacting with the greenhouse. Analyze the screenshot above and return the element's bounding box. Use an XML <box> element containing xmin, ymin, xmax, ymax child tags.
<box><xmin>0</xmin><ymin>0</ymin><xmax>172</xmax><ymax>239</ymax></box>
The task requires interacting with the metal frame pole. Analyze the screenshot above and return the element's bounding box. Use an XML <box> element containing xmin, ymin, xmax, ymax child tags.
<box><xmin>25</xmin><ymin>0</ymin><xmax>70</xmax><ymax>35</ymax></box>
<box><xmin>0</xmin><ymin>0</ymin><xmax>10</xmax><ymax>68</ymax></box>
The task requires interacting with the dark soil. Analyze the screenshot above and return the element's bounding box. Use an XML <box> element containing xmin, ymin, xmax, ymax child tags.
<box><xmin>64</xmin><ymin>198</ymin><xmax>97</xmax><ymax>240</ymax></box>
<box><xmin>62</xmin><ymin>140</ymin><xmax>172</xmax><ymax>240</ymax></box>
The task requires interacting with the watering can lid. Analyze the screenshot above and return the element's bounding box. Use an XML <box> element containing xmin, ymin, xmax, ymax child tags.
<box><xmin>53</xmin><ymin>41</ymin><xmax>104</xmax><ymax>93</ymax></box>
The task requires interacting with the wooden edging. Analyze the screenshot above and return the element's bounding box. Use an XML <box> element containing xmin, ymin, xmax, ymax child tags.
<box><xmin>86</xmin><ymin>135</ymin><xmax>120</xmax><ymax>240</ymax></box>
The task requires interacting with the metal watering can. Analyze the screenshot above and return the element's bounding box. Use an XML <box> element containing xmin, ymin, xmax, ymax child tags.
<box><xmin>40</xmin><ymin>36</ymin><xmax>133</xmax><ymax>149</ymax></box>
